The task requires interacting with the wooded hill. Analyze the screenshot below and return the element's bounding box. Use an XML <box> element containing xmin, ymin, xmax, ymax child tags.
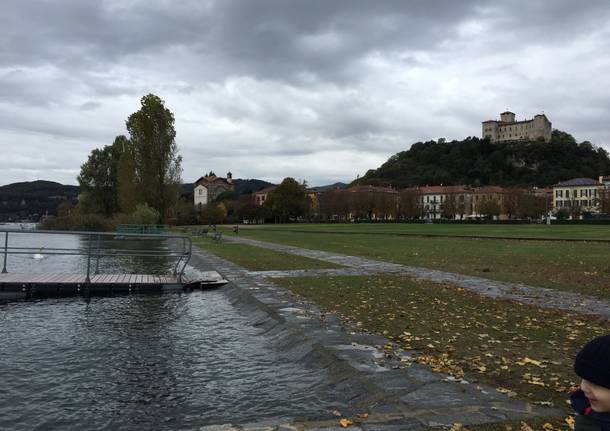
<box><xmin>0</xmin><ymin>181</ymin><xmax>79</xmax><ymax>221</ymax></box>
<box><xmin>355</xmin><ymin>131</ymin><xmax>610</xmax><ymax>188</ymax></box>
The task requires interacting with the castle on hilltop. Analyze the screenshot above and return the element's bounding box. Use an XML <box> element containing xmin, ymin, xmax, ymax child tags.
<box><xmin>482</xmin><ymin>111</ymin><xmax>552</xmax><ymax>143</ymax></box>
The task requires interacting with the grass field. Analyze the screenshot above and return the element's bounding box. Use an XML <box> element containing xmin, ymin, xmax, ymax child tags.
<box><xmin>191</xmin><ymin>236</ymin><xmax>342</xmax><ymax>271</ymax></box>
<box><xmin>276</xmin><ymin>274</ymin><xmax>609</xmax><ymax>412</ymax></box>
<box><xmin>233</xmin><ymin>223</ymin><xmax>610</xmax><ymax>241</ymax></box>
<box><xmin>217</xmin><ymin>225</ymin><xmax>610</xmax><ymax>298</ymax></box>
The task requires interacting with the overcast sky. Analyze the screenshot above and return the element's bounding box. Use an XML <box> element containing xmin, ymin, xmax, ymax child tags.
<box><xmin>1</xmin><ymin>0</ymin><xmax>610</xmax><ymax>187</ymax></box>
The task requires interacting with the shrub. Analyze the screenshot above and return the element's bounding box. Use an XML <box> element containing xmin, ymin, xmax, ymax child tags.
<box><xmin>129</xmin><ymin>203</ymin><xmax>160</xmax><ymax>225</ymax></box>
<box><xmin>38</xmin><ymin>214</ymin><xmax>114</xmax><ymax>232</ymax></box>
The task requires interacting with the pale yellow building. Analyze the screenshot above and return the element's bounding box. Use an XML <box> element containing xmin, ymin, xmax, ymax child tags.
<box><xmin>482</xmin><ymin>111</ymin><xmax>552</xmax><ymax>143</ymax></box>
<box><xmin>552</xmin><ymin>178</ymin><xmax>604</xmax><ymax>214</ymax></box>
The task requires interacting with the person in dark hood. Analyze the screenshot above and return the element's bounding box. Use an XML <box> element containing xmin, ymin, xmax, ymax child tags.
<box><xmin>571</xmin><ymin>335</ymin><xmax>610</xmax><ymax>431</ymax></box>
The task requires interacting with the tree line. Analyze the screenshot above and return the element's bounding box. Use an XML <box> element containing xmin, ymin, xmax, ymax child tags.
<box><xmin>185</xmin><ymin>182</ymin><xmax>591</xmax><ymax>225</ymax></box>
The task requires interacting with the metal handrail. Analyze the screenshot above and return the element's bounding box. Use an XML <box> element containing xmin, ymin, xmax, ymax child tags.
<box><xmin>0</xmin><ymin>228</ymin><xmax>192</xmax><ymax>283</ymax></box>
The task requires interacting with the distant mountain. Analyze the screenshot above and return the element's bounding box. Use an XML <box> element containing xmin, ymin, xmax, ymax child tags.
<box><xmin>309</xmin><ymin>182</ymin><xmax>348</xmax><ymax>192</ymax></box>
<box><xmin>0</xmin><ymin>181</ymin><xmax>79</xmax><ymax>221</ymax></box>
<box><xmin>181</xmin><ymin>178</ymin><xmax>275</xmax><ymax>197</ymax></box>
<box><xmin>355</xmin><ymin>131</ymin><xmax>610</xmax><ymax>188</ymax></box>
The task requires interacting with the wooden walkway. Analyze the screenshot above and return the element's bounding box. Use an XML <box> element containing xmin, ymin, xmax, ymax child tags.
<box><xmin>0</xmin><ymin>271</ymin><xmax>228</xmax><ymax>301</ymax></box>
<box><xmin>0</xmin><ymin>272</ymin><xmax>192</xmax><ymax>300</ymax></box>
<box><xmin>0</xmin><ymin>273</ymin><xmax>179</xmax><ymax>285</ymax></box>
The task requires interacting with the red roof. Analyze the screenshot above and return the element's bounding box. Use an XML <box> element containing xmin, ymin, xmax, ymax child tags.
<box><xmin>345</xmin><ymin>185</ymin><xmax>396</xmax><ymax>193</ymax></box>
<box><xmin>194</xmin><ymin>175</ymin><xmax>231</xmax><ymax>186</ymax></box>
<box><xmin>417</xmin><ymin>185</ymin><xmax>472</xmax><ymax>195</ymax></box>
<box><xmin>418</xmin><ymin>186</ymin><xmax>444</xmax><ymax>194</ymax></box>
<box><xmin>475</xmin><ymin>186</ymin><xmax>506</xmax><ymax>194</ymax></box>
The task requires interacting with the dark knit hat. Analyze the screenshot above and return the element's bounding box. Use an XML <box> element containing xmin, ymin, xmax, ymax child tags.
<box><xmin>574</xmin><ymin>335</ymin><xmax>610</xmax><ymax>389</ymax></box>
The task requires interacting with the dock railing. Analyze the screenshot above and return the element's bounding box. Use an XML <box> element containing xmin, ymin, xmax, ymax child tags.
<box><xmin>0</xmin><ymin>228</ymin><xmax>192</xmax><ymax>283</ymax></box>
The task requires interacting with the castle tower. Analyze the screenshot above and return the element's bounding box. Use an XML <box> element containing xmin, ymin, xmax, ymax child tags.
<box><xmin>500</xmin><ymin>111</ymin><xmax>515</xmax><ymax>123</ymax></box>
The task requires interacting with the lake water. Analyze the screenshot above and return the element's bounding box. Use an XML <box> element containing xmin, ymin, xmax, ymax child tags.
<box><xmin>0</xmin><ymin>225</ymin><xmax>333</xmax><ymax>429</ymax></box>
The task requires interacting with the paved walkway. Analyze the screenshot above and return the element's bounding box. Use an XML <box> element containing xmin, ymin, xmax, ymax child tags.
<box><xmin>221</xmin><ymin>235</ymin><xmax>610</xmax><ymax>320</ymax></box>
<box><xmin>188</xmin><ymin>244</ymin><xmax>556</xmax><ymax>431</ymax></box>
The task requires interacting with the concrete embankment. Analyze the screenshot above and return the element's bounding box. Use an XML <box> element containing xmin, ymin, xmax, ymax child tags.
<box><xmin>187</xmin><ymin>246</ymin><xmax>558</xmax><ymax>431</ymax></box>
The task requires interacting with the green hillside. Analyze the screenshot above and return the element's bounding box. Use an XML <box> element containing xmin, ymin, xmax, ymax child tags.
<box><xmin>0</xmin><ymin>181</ymin><xmax>79</xmax><ymax>222</ymax></box>
<box><xmin>356</xmin><ymin>131</ymin><xmax>610</xmax><ymax>188</ymax></box>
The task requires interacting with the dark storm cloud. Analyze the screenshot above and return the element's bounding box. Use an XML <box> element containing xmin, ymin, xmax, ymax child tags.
<box><xmin>1</xmin><ymin>0</ymin><xmax>610</xmax><ymax>186</ymax></box>
<box><xmin>1</xmin><ymin>0</ymin><xmax>492</xmax><ymax>85</ymax></box>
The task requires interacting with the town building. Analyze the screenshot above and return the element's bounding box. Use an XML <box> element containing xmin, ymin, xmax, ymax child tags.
<box><xmin>482</xmin><ymin>111</ymin><xmax>552</xmax><ymax>143</ymax></box>
<box><xmin>253</xmin><ymin>186</ymin><xmax>277</xmax><ymax>206</ymax></box>
<box><xmin>344</xmin><ymin>185</ymin><xmax>398</xmax><ymax>220</ymax></box>
<box><xmin>193</xmin><ymin>172</ymin><xmax>234</xmax><ymax>207</ymax></box>
<box><xmin>552</xmin><ymin>178</ymin><xmax>604</xmax><ymax>215</ymax></box>
<box><xmin>471</xmin><ymin>186</ymin><xmax>507</xmax><ymax>219</ymax></box>
<box><xmin>418</xmin><ymin>185</ymin><xmax>473</xmax><ymax>219</ymax></box>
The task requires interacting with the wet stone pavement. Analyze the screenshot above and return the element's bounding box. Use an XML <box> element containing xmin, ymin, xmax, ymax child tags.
<box><xmin>187</xmin><ymin>242</ymin><xmax>558</xmax><ymax>431</ymax></box>
<box><xmin>220</xmin><ymin>235</ymin><xmax>610</xmax><ymax>321</ymax></box>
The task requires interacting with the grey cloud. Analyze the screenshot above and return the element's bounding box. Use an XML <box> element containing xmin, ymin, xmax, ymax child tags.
<box><xmin>1</xmin><ymin>0</ymin><xmax>610</xmax><ymax>187</ymax></box>
<box><xmin>80</xmin><ymin>101</ymin><xmax>102</xmax><ymax>110</ymax></box>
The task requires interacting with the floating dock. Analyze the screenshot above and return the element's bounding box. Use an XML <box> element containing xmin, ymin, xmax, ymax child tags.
<box><xmin>0</xmin><ymin>271</ymin><xmax>228</xmax><ymax>300</ymax></box>
<box><xmin>0</xmin><ymin>228</ymin><xmax>227</xmax><ymax>301</ymax></box>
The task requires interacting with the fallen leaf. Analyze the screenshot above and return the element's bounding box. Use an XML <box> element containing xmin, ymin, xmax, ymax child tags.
<box><xmin>339</xmin><ymin>418</ymin><xmax>353</xmax><ymax>428</ymax></box>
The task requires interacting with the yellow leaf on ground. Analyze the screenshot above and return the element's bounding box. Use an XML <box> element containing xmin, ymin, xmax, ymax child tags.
<box><xmin>339</xmin><ymin>418</ymin><xmax>353</xmax><ymax>428</ymax></box>
<box><xmin>496</xmin><ymin>387</ymin><xmax>517</xmax><ymax>397</ymax></box>
<box><xmin>543</xmin><ymin>423</ymin><xmax>554</xmax><ymax>431</ymax></box>
<box><xmin>565</xmin><ymin>416</ymin><xmax>575</xmax><ymax>430</ymax></box>
<box><xmin>517</xmin><ymin>357</ymin><xmax>545</xmax><ymax>367</ymax></box>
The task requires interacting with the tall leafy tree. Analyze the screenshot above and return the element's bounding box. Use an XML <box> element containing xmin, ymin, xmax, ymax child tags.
<box><xmin>77</xmin><ymin>138</ymin><xmax>124</xmax><ymax>216</ymax></box>
<box><xmin>126</xmin><ymin>94</ymin><xmax>182</xmax><ymax>219</ymax></box>
<box><xmin>476</xmin><ymin>197</ymin><xmax>501</xmax><ymax>219</ymax></box>
<box><xmin>116</xmin><ymin>136</ymin><xmax>138</xmax><ymax>214</ymax></box>
<box><xmin>265</xmin><ymin>177</ymin><xmax>309</xmax><ymax>222</ymax></box>
<box><xmin>601</xmin><ymin>190</ymin><xmax>610</xmax><ymax>215</ymax></box>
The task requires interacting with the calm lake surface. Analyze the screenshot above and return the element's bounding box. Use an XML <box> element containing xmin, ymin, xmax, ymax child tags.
<box><xmin>0</xmin><ymin>225</ymin><xmax>332</xmax><ymax>430</ymax></box>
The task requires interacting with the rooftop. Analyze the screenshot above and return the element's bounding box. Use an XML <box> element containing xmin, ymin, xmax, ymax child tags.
<box><xmin>554</xmin><ymin>178</ymin><xmax>602</xmax><ymax>187</ymax></box>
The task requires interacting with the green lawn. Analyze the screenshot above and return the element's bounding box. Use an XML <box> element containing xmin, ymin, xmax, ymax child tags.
<box><xmin>219</xmin><ymin>226</ymin><xmax>610</xmax><ymax>298</ymax></box>
<box><xmin>232</xmin><ymin>223</ymin><xmax>610</xmax><ymax>241</ymax></box>
<box><xmin>276</xmin><ymin>274</ymin><xmax>608</xmax><ymax>411</ymax></box>
<box><xmin>191</xmin><ymin>236</ymin><xmax>342</xmax><ymax>271</ymax></box>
